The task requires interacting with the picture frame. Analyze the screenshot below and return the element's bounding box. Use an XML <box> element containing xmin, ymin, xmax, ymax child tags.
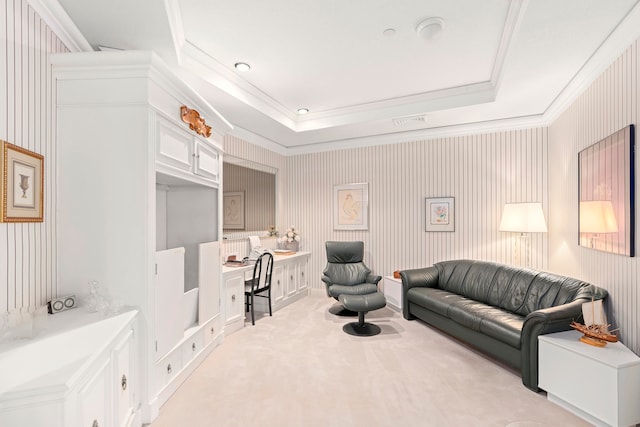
<box><xmin>425</xmin><ymin>197</ymin><xmax>454</xmax><ymax>232</ymax></box>
<box><xmin>0</xmin><ymin>141</ymin><xmax>44</xmax><ymax>223</ymax></box>
<box><xmin>223</xmin><ymin>191</ymin><xmax>245</xmax><ymax>229</ymax></box>
<box><xmin>578</xmin><ymin>124</ymin><xmax>635</xmax><ymax>256</ymax></box>
<box><xmin>334</xmin><ymin>183</ymin><xmax>369</xmax><ymax>230</ymax></box>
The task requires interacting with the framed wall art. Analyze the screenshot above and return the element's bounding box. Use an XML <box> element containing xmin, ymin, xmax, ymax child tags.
<box><xmin>1</xmin><ymin>141</ymin><xmax>44</xmax><ymax>222</ymax></box>
<box><xmin>425</xmin><ymin>197</ymin><xmax>454</xmax><ymax>232</ymax></box>
<box><xmin>334</xmin><ymin>183</ymin><xmax>369</xmax><ymax>230</ymax></box>
<box><xmin>223</xmin><ymin>191</ymin><xmax>245</xmax><ymax>229</ymax></box>
<box><xmin>578</xmin><ymin>124</ymin><xmax>635</xmax><ymax>256</ymax></box>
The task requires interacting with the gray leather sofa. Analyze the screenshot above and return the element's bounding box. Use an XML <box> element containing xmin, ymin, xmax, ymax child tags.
<box><xmin>400</xmin><ymin>259</ymin><xmax>608</xmax><ymax>391</ymax></box>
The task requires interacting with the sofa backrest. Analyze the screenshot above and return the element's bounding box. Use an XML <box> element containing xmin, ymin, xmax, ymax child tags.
<box><xmin>434</xmin><ymin>260</ymin><xmax>607</xmax><ymax>316</ymax></box>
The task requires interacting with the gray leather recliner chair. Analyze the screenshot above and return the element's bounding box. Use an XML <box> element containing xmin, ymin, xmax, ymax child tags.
<box><xmin>321</xmin><ymin>241</ymin><xmax>381</xmax><ymax>315</ymax></box>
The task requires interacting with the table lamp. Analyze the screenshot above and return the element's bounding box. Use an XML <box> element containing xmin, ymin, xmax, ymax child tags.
<box><xmin>499</xmin><ymin>202</ymin><xmax>547</xmax><ymax>267</ymax></box>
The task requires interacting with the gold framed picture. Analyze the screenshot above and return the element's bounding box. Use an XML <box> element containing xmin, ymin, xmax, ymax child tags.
<box><xmin>1</xmin><ymin>141</ymin><xmax>44</xmax><ymax>222</ymax></box>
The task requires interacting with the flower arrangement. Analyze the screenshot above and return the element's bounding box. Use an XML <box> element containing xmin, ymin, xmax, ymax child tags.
<box><xmin>278</xmin><ymin>226</ymin><xmax>300</xmax><ymax>251</ymax></box>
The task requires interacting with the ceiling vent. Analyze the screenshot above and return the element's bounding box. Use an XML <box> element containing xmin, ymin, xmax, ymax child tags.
<box><xmin>392</xmin><ymin>115</ymin><xmax>427</xmax><ymax>127</ymax></box>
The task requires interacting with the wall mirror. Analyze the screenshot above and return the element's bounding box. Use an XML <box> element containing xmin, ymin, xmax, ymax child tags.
<box><xmin>578</xmin><ymin>124</ymin><xmax>635</xmax><ymax>257</ymax></box>
<box><xmin>223</xmin><ymin>155</ymin><xmax>277</xmax><ymax>239</ymax></box>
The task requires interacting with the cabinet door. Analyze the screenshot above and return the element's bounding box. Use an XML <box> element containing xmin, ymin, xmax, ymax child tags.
<box><xmin>272</xmin><ymin>264</ymin><xmax>285</xmax><ymax>304</ymax></box>
<box><xmin>80</xmin><ymin>359</ymin><xmax>110</xmax><ymax>427</ymax></box>
<box><xmin>157</xmin><ymin>120</ymin><xmax>194</xmax><ymax>172</ymax></box>
<box><xmin>113</xmin><ymin>329</ymin><xmax>134</xmax><ymax>427</ymax></box>
<box><xmin>194</xmin><ymin>142</ymin><xmax>220</xmax><ymax>182</ymax></box>
<box><xmin>225</xmin><ymin>273</ymin><xmax>244</xmax><ymax>324</ymax></box>
<box><xmin>286</xmin><ymin>263</ymin><xmax>297</xmax><ymax>297</ymax></box>
<box><xmin>297</xmin><ymin>259</ymin><xmax>308</xmax><ymax>292</ymax></box>
<box><xmin>198</xmin><ymin>241</ymin><xmax>220</xmax><ymax>324</ymax></box>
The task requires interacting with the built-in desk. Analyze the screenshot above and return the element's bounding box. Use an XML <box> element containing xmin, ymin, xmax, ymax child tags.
<box><xmin>222</xmin><ymin>251</ymin><xmax>311</xmax><ymax>334</ymax></box>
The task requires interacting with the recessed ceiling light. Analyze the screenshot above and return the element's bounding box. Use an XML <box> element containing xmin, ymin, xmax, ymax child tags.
<box><xmin>297</xmin><ymin>108</ymin><xmax>309</xmax><ymax>115</ymax></box>
<box><xmin>234</xmin><ymin>62</ymin><xmax>251</xmax><ymax>72</ymax></box>
<box><xmin>416</xmin><ymin>17</ymin><xmax>445</xmax><ymax>41</ymax></box>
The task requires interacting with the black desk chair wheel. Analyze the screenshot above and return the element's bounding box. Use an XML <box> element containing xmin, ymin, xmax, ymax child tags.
<box><xmin>244</xmin><ymin>252</ymin><xmax>274</xmax><ymax>325</ymax></box>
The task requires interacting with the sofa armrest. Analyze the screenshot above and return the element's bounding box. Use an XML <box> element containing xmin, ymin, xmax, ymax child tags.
<box><xmin>399</xmin><ymin>267</ymin><xmax>439</xmax><ymax>319</ymax></box>
<box><xmin>520</xmin><ymin>299</ymin><xmax>587</xmax><ymax>391</ymax></box>
<box><xmin>321</xmin><ymin>274</ymin><xmax>333</xmax><ymax>297</ymax></box>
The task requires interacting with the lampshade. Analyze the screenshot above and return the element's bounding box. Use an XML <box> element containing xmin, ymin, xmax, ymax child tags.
<box><xmin>580</xmin><ymin>200</ymin><xmax>618</xmax><ymax>233</ymax></box>
<box><xmin>499</xmin><ymin>202</ymin><xmax>547</xmax><ymax>233</ymax></box>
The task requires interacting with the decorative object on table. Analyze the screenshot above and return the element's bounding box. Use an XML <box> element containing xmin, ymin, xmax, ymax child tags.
<box><xmin>223</xmin><ymin>191</ymin><xmax>245</xmax><ymax>229</ymax></box>
<box><xmin>278</xmin><ymin>226</ymin><xmax>300</xmax><ymax>251</ymax></box>
<box><xmin>570</xmin><ymin>299</ymin><xmax>618</xmax><ymax>347</ymax></box>
<box><xmin>267</xmin><ymin>225</ymin><xmax>279</xmax><ymax>237</ymax></box>
<box><xmin>0</xmin><ymin>140</ymin><xmax>44</xmax><ymax>223</ymax></box>
<box><xmin>47</xmin><ymin>295</ymin><xmax>77</xmax><ymax>314</ymax></box>
<box><xmin>180</xmin><ymin>105</ymin><xmax>212</xmax><ymax>137</ymax></box>
<box><xmin>334</xmin><ymin>182</ymin><xmax>369</xmax><ymax>230</ymax></box>
<box><xmin>578</xmin><ymin>124</ymin><xmax>635</xmax><ymax>256</ymax></box>
<box><xmin>393</xmin><ymin>270</ymin><xmax>401</xmax><ymax>279</ymax></box>
<box><xmin>499</xmin><ymin>202</ymin><xmax>547</xmax><ymax>267</ymax></box>
<box><xmin>425</xmin><ymin>197</ymin><xmax>454</xmax><ymax>232</ymax></box>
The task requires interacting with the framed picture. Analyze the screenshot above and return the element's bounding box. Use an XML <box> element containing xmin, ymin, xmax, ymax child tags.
<box><xmin>334</xmin><ymin>183</ymin><xmax>368</xmax><ymax>230</ymax></box>
<box><xmin>578</xmin><ymin>124</ymin><xmax>635</xmax><ymax>256</ymax></box>
<box><xmin>425</xmin><ymin>197</ymin><xmax>454</xmax><ymax>232</ymax></box>
<box><xmin>223</xmin><ymin>191</ymin><xmax>245</xmax><ymax>229</ymax></box>
<box><xmin>1</xmin><ymin>141</ymin><xmax>44</xmax><ymax>223</ymax></box>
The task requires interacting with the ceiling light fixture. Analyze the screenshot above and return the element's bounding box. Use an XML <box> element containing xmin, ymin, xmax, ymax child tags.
<box><xmin>416</xmin><ymin>17</ymin><xmax>445</xmax><ymax>41</ymax></box>
<box><xmin>297</xmin><ymin>108</ymin><xmax>309</xmax><ymax>115</ymax></box>
<box><xmin>234</xmin><ymin>62</ymin><xmax>251</xmax><ymax>72</ymax></box>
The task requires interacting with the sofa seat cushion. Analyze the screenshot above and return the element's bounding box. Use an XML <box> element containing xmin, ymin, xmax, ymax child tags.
<box><xmin>408</xmin><ymin>287</ymin><xmax>524</xmax><ymax>348</ymax></box>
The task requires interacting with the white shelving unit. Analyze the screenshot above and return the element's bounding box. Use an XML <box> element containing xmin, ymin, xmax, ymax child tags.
<box><xmin>52</xmin><ymin>50</ymin><xmax>232</xmax><ymax>424</ymax></box>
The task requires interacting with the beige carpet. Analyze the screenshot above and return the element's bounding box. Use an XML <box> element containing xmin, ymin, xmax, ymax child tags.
<box><xmin>149</xmin><ymin>292</ymin><xmax>589</xmax><ymax>427</ymax></box>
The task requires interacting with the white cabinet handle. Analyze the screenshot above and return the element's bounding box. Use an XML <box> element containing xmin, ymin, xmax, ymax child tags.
<box><xmin>92</xmin><ymin>420</ymin><xmax>99</xmax><ymax>427</ymax></box>
<box><xmin>192</xmin><ymin>342</ymin><xmax>196</xmax><ymax>351</ymax></box>
<box><xmin>211</xmin><ymin>326</ymin><xmax>215</xmax><ymax>334</ymax></box>
<box><xmin>167</xmin><ymin>363</ymin><xmax>172</xmax><ymax>374</ymax></box>
<box><xmin>231</xmin><ymin>294</ymin><xmax>236</xmax><ymax>302</ymax></box>
<box><xmin>121</xmin><ymin>374</ymin><xmax>127</xmax><ymax>391</ymax></box>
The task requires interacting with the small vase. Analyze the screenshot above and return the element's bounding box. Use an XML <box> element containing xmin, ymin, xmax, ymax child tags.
<box><xmin>280</xmin><ymin>241</ymin><xmax>299</xmax><ymax>252</ymax></box>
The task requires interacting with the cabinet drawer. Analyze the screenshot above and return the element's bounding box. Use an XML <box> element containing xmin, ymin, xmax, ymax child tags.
<box><xmin>202</xmin><ymin>315</ymin><xmax>221</xmax><ymax>348</ymax></box>
<box><xmin>181</xmin><ymin>328</ymin><xmax>204</xmax><ymax>365</ymax></box>
<box><xmin>155</xmin><ymin>350</ymin><xmax>183</xmax><ymax>394</ymax></box>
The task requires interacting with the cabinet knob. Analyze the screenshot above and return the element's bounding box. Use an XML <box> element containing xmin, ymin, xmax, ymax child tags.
<box><xmin>211</xmin><ymin>326</ymin><xmax>215</xmax><ymax>334</ymax></box>
<box><xmin>167</xmin><ymin>363</ymin><xmax>172</xmax><ymax>374</ymax></box>
<box><xmin>92</xmin><ymin>420</ymin><xmax>99</xmax><ymax>427</ymax></box>
<box><xmin>121</xmin><ymin>374</ymin><xmax>127</xmax><ymax>391</ymax></box>
<box><xmin>277</xmin><ymin>280</ymin><xmax>280</xmax><ymax>285</ymax></box>
<box><xmin>231</xmin><ymin>294</ymin><xmax>236</xmax><ymax>302</ymax></box>
<box><xmin>301</xmin><ymin>272</ymin><xmax>304</xmax><ymax>277</ymax></box>
<box><xmin>192</xmin><ymin>342</ymin><xmax>196</xmax><ymax>351</ymax></box>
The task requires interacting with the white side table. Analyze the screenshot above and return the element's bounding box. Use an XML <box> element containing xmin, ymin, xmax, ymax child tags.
<box><xmin>382</xmin><ymin>275</ymin><xmax>403</xmax><ymax>311</ymax></box>
<box><xmin>538</xmin><ymin>330</ymin><xmax>640</xmax><ymax>427</ymax></box>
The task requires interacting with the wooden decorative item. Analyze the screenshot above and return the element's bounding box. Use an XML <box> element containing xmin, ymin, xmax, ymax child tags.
<box><xmin>180</xmin><ymin>105</ymin><xmax>212</xmax><ymax>138</ymax></box>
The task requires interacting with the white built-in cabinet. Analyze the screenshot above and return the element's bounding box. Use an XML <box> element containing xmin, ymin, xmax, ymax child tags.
<box><xmin>52</xmin><ymin>50</ymin><xmax>232</xmax><ymax>425</ymax></box>
<box><xmin>222</xmin><ymin>252</ymin><xmax>311</xmax><ymax>333</ymax></box>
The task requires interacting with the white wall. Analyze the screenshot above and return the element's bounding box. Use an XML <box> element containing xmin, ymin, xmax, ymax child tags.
<box><xmin>0</xmin><ymin>0</ymin><xmax>68</xmax><ymax>316</ymax></box>
<box><xmin>281</xmin><ymin>129</ymin><xmax>549</xmax><ymax>298</ymax></box>
<box><xmin>549</xmin><ymin>39</ymin><xmax>640</xmax><ymax>353</ymax></box>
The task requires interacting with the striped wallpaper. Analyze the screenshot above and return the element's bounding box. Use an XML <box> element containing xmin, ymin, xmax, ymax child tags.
<box><xmin>549</xmin><ymin>39</ymin><xmax>640</xmax><ymax>354</ymax></box>
<box><xmin>0</xmin><ymin>0</ymin><xmax>68</xmax><ymax>316</ymax></box>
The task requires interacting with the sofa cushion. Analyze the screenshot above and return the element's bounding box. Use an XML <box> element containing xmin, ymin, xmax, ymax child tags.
<box><xmin>408</xmin><ymin>287</ymin><xmax>523</xmax><ymax>348</ymax></box>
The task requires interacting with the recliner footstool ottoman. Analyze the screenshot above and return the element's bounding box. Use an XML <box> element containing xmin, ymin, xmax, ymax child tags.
<box><xmin>338</xmin><ymin>293</ymin><xmax>386</xmax><ymax>336</ymax></box>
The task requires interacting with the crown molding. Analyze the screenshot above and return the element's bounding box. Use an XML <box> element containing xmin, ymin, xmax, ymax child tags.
<box><xmin>28</xmin><ymin>0</ymin><xmax>93</xmax><ymax>52</ymax></box>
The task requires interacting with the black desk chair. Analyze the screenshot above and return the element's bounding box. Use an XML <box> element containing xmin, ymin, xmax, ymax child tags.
<box><xmin>244</xmin><ymin>252</ymin><xmax>274</xmax><ymax>325</ymax></box>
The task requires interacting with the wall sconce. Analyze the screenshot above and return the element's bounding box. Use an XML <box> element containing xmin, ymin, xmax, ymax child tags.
<box><xmin>579</xmin><ymin>200</ymin><xmax>618</xmax><ymax>249</ymax></box>
<box><xmin>499</xmin><ymin>202</ymin><xmax>547</xmax><ymax>267</ymax></box>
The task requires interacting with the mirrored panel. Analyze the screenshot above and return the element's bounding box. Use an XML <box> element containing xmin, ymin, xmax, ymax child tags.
<box><xmin>223</xmin><ymin>155</ymin><xmax>276</xmax><ymax>239</ymax></box>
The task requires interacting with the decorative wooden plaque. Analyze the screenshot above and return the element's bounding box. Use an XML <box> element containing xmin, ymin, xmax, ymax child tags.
<box><xmin>180</xmin><ymin>105</ymin><xmax>212</xmax><ymax>138</ymax></box>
